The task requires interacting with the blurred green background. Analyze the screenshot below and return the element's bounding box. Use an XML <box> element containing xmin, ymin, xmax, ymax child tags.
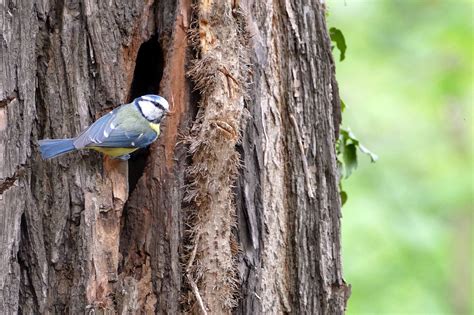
<box><xmin>327</xmin><ymin>0</ymin><xmax>473</xmax><ymax>314</ymax></box>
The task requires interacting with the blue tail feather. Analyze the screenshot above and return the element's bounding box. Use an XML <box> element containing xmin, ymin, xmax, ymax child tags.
<box><xmin>38</xmin><ymin>138</ymin><xmax>76</xmax><ymax>159</ymax></box>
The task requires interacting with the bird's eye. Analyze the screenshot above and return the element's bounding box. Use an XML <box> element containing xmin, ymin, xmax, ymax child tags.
<box><xmin>154</xmin><ymin>102</ymin><xmax>167</xmax><ymax>112</ymax></box>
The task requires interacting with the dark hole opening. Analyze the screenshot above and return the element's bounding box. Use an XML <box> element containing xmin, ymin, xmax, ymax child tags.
<box><xmin>127</xmin><ymin>35</ymin><xmax>164</xmax><ymax>194</ymax></box>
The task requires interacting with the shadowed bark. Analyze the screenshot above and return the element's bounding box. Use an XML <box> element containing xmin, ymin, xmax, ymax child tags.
<box><xmin>0</xmin><ymin>0</ymin><xmax>349</xmax><ymax>313</ymax></box>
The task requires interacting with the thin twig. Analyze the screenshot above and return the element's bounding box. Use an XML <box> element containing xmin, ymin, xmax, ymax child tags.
<box><xmin>186</xmin><ymin>233</ymin><xmax>207</xmax><ymax>315</ymax></box>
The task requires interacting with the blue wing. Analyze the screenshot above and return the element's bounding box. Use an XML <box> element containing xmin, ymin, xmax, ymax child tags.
<box><xmin>73</xmin><ymin>109</ymin><xmax>117</xmax><ymax>148</ymax></box>
<box><xmin>89</xmin><ymin>128</ymin><xmax>157</xmax><ymax>148</ymax></box>
<box><xmin>73</xmin><ymin>105</ymin><xmax>157</xmax><ymax>149</ymax></box>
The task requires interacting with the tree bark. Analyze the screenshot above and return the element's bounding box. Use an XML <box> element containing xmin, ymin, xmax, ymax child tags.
<box><xmin>0</xmin><ymin>0</ymin><xmax>349</xmax><ymax>313</ymax></box>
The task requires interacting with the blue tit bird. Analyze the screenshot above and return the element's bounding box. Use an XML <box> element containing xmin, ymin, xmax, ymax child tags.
<box><xmin>38</xmin><ymin>95</ymin><xmax>169</xmax><ymax>160</ymax></box>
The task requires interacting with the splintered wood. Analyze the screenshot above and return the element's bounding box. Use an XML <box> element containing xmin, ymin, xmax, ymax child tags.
<box><xmin>185</xmin><ymin>0</ymin><xmax>250</xmax><ymax>313</ymax></box>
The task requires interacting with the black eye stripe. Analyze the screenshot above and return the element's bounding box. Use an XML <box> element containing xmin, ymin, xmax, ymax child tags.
<box><xmin>154</xmin><ymin>102</ymin><xmax>166</xmax><ymax>111</ymax></box>
<box><xmin>135</xmin><ymin>101</ymin><xmax>145</xmax><ymax>116</ymax></box>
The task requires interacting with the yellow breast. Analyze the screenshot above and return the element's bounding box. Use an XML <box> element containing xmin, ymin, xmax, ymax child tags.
<box><xmin>149</xmin><ymin>122</ymin><xmax>160</xmax><ymax>136</ymax></box>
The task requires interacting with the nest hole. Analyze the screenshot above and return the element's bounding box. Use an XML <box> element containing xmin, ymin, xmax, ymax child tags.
<box><xmin>127</xmin><ymin>35</ymin><xmax>164</xmax><ymax>194</ymax></box>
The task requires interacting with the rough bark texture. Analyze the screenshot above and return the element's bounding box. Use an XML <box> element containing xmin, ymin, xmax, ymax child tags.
<box><xmin>0</xmin><ymin>0</ymin><xmax>349</xmax><ymax>313</ymax></box>
<box><xmin>235</xmin><ymin>1</ymin><xmax>349</xmax><ymax>313</ymax></box>
<box><xmin>183</xmin><ymin>1</ymin><xmax>250</xmax><ymax>313</ymax></box>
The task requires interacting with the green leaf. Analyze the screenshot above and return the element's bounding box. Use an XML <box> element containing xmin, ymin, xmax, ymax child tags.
<box><xmin>341</xmin><ymin>99</ymin><xmax>346</xmax><ymax>112</ymax></box>
<box><xmin>340</xmin><ymin>189</ymin><xmax>348</xmax><ymax>206</ymax></box>
<box><xmin>343</xmin><ymin>143</ymin><xmax>358</xmax><ymax>178</ymax></box>
<box><xmin>359</xmin><ymin>144</ymin><xmax>379</xmax><ymax>162</ymax></box>
<box><xmin>339</xmin><ymin>127</ymin><xmax>378</xmax><ymax>163</ymax></box>
<box><xmin>341</xmin><ymin>127</ymin><xmax>359</xmax><ymax>145</ymax></box>
<box><xmin>330</xmin><ymin>27</ymin><xmax>347</xmax><ymax>61</ymax></box>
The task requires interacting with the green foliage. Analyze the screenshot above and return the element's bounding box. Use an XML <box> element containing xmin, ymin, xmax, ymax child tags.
<box><xmin>330</xmin><ymin>27</ymin><xmax>347</xmax><ymax>61</ymax></box>
<box><xmin>340</xmin><ymin>99</ymin><xmax>346</xmax><ymax>112</ymax></box>
<box><xmin>339</xmin><ymin>187</ymin><xmax>348</xmax><ymax>206</ymax></box>
<box><xmin>337</xmin><ymin>127</ymin><xmax>378</xmax><ymax>179</ymax></box>
<box><xmin>328</xmin><ymin>0</ymin><xmax>473</xmax><ymax>314</ymax></box>
<box><xmin>329</xmin><ymin>24</ymin><xmax>377</xmax><ymax>206</ymax></box>
<box><xmin>329</xmin><ymin>25</ymin><xmax>377</xmax><ymax>204</ymax></box>
<box><xmin>336</xmin><ymin>126</ymin><xmax>377</xmax><ymax>205</ymax></box>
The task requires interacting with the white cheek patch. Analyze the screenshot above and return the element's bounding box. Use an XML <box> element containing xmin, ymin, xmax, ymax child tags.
<box><xmin>142</xmin><ymin>95</ymin><xmax>169</xmax><ymax>112</ymax></box>
<box><xmin>138</xmin><ymin>100</ymin><xmax>160</xmax><ymax>121</ymax></box>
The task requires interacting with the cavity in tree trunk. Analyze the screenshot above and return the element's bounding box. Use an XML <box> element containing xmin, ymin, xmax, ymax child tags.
<box><xmin>0</xmin><ymin>0</ymin><xmax>350</xmax><ymax>313</ymax></box>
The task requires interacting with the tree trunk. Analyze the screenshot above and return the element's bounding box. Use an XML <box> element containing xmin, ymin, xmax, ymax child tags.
<box><xmin>0</xmin><ymin>0</ymin><xmax>349</xmax><ymax>313</ymax></box>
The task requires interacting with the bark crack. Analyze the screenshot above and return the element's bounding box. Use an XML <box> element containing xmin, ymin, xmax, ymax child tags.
<box><xmin>289</xmin><ymin>114</ymin><xmax>315</xmax><ymax>199</ymax></box>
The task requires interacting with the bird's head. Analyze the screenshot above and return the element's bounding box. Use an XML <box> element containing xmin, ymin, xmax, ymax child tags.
<box><xmin>134</xmin><ymin>94</ymin><xmax>170</xmax><ymax>123</ymax></box>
